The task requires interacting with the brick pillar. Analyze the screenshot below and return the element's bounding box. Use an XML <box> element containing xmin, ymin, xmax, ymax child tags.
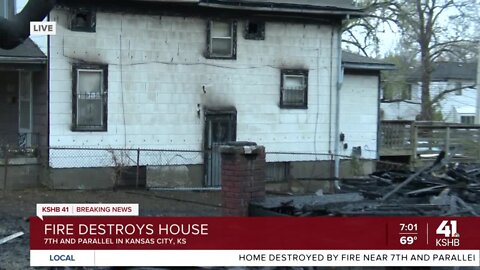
<box><xmin>220</xmin><ymin>142</ymin><xmax>266</xmax><ymax>216</ymax></box>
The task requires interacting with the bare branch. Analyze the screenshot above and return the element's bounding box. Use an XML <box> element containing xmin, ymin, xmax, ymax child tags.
<box><xmin>430</xmin><ymin>84</ymin><xmax>477</xmax><ymax>105</ymax></box>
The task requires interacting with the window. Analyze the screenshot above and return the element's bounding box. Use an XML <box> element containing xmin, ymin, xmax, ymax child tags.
<box><xmin>0</xmin><ymin>0</ymin><xmax>14</xmax><ymax>19</ymax></box>
<box><xmin>460</xmin><ymin>116</ymin><xmax>475</xmax><ymax>125</ymax></box>
<box><xmin>280</xmin><ymin>69</ymin><xmax>308</xmax><ymax>108</ymax></box>
<box><xmin>70</xmin><ymin>9</ymin><xmax>96</xmax><ymax>32</ymax></box>
<box><xmin>455</xmin><ymin>82</ymin><xmax>462</xmax><ymax>95</ymax></box>
<box><xmin>244</xmin><ymin>20</ymin><xmax>265</xmax><ymax>40</ymax></box>
<box><xmin>206</xmin><ymin>20</ymin><xmax>237</xmax><ymax>59</ymax></box>
<box><xmin>401</xmin><ymin>85</ymin><xmax>412</xmax><ymax>100</ymax></box>
<box><xmin>72</xmin><ymin>64</ymin><xmax>108</xmax><ymax>131</ymax></box>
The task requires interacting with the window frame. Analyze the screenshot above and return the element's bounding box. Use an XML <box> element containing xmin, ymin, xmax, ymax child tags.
<box><xmin>70</xmin><ymin>9</ymin><xmax>96</xmax><ymax>32</ymax></box>
<box><xmin>244</xmin><ymin>20</ymin><xmax>265</xmax><ymax>40</ymax></box>
<box><xmin>72</xmin><ymin>64</ymin><xmax>108</xmax><ymax>132</ymax></box>
<box><xmin>280</xmin><ymin>69</ymin><xmax>308</xmax><ymax>109</ymax></box>
<box><xmin>206</xmin><ymin>20</ymin><xmax>237</xmax><ymax>59</ymax></box>
<box><xmin>460</xmin><ymin>116</ymin><xmax>475</xmax><ymax>125</ymax></box>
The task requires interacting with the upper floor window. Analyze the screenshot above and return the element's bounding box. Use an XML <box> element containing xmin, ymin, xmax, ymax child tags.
<box><xmin>244</xmin><ymin>20</ymin><xmax>265</xmax><ymax>40</ymax></box>
<box><xmin>72</xmin><ymin>64</ymin><xmax>108</xmax><ymax>131</ymax></box>
<box><xmin>280</xmin><ymin>69</ymin><xmax>308</xmax><ymax>109</ymax></box>
<box><xmin>0</xmin><ymin>0</ymin><xmax>14</xmax><ymax>19</ymax></box>
<box><xmin>206</xmin><ymin>20</ymin><xmax>237</xmax><ymax>59</ymax></box>
<box><xmin>70</xmin><ymin>9</ymin><xmax>96</xmax><ymax>32</ymax></box>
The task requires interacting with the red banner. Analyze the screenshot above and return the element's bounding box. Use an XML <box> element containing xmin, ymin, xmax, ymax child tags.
<box><xmin>30</xmin><ymin>217</ymin><xmax>480</xmax><ymax>250</ymax></box>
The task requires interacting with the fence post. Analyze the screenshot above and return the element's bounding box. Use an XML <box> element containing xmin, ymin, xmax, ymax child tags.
<box><xmin>136</xmin><ymin>148</ymin><xmax>140</xmax><ymax>188</ymax></box>
<box><xmin>410</xmin><ymin>124</ymin><xmax>418</xmax><ymax>169</ymax></box>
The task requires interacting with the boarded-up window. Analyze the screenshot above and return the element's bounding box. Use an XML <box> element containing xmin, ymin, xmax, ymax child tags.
<box><xmin>72</xmin><ymin>64</ymin><xmax>108</xmax><ymax>131</ymax></box>
<box><xmin>206</xmin><ymin>20</ymin><xmax>236</xmax><ymax>59</ymax></box>
<box><xmin>280</xmin><ymin>69</ymin><xmax>308</xmax><ymax>109</ymax></box>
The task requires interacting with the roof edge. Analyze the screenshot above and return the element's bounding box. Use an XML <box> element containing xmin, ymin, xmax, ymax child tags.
<box><xmin>0</xmin><ymin>56</ymin><xmax>47</xmax><ymax>64</ymax></box>
<box><xmin>197</xmin><ymin>0</ymin><xmax>365</xmax><ymax>17</ymax></box>
<box><xmin>343</xmin><ymin>62</ymin><xmax>395</xmax><ymax>71</ymax></box>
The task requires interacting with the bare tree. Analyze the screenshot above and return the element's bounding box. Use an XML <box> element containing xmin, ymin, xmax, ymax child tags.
<box><xmin>344</xmin><ymin>0</ymin><xmax>479</xmax><ymax>120</ymax></box>
<box><xmin>0</xmin><ymin>0</ymin><xmax>55</xmax><ymax>49</ymax></box>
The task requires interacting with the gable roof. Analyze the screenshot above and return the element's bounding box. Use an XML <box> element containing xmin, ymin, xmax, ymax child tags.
<box><xmin>197</xmin><ymin>0</ymin><xmax>363</xmax><ymax>15</ymax></box>
<box><xmin>60</xmin><ymin>0</ymin><xmax>364</xmax><ymax>18</ymax></box>
<box><xmin>0</xmin><ymin>38</ymin><xmax>47</xmax><ymax>64</ymax></box>
<box><xmin>408</xmin><ymin>62</ymin><xmax>478</xmax><ymax>82</ymax></box>
<box><xmin>429</xmin><ymin>62</ymin><xmax>477</xmax><ymax>81</ymax></box>
<box><xmin>342</xmin><ymin>51</ymin><xmax>395</xmax><ymax>71</ymax></box>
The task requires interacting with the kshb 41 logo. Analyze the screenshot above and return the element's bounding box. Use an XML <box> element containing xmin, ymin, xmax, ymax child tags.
<box><xmin>435</xmin><ymin>220</ymin><xmax>460</xmax><ymax>247</ymax></box>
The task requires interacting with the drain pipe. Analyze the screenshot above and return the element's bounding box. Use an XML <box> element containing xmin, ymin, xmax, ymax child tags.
<box><xmin>334</xmin><ymin>24</ymin><xmax>344</xmax><ymax>189</ymax></box>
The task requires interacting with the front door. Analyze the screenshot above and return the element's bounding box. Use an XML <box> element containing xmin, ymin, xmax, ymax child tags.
<box><xmin>18</xmin><ymin>71</ymin><xmax>33</xmax><ymax>147</ymax></box>
<box><xmin>204</xmin><ymin>110</ymin><xmax>236</xmax><ymax>187</ymax></box>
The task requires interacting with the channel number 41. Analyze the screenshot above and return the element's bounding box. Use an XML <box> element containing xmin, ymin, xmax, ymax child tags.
<box><xmin>436</xmin><ymin>220</ymin><xmax>459</xmax><ymax>237</ymax></box>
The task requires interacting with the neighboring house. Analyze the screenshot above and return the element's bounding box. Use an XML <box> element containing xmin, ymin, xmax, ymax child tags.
<box><xmin>0</xmin><ymin>38</ymin><xmax>48</xmax><ymax>189</ymax></box>
<box><xmin>0</xmin><ymin>0</ymin><xmax>48</xmax><ymax>154</ymax></box>
<box><xmin>382</xmin><ymin>61</ymin><xmax>478</xmax><ymax>123</ymax></box>
<box><xmin>4</xmin><ymin>0</ymin><xmax>391</xmax><ymax>189</ymax></box>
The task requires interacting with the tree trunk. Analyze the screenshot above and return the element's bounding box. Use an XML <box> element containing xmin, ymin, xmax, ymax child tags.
<box><xmin>419</xmin><ymin>53</ymin><xmax>432</xmax><ymax>120</ymax></box>
<box><xmin>417</xmin><ymin>0</ymin><xmax>433</xmax><ymax>121</ymax></box>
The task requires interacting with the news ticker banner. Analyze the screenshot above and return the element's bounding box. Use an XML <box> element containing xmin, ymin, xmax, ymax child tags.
<box><xmin>30</xmin><ymin>208</ymin><xmax>480</xmax><ymax>267</ymax></box>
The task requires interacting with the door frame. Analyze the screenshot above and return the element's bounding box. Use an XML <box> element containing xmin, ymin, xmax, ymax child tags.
<box><xmin>203</xmin><ymin>108</ymin><xmax>237</xmax><ymax>187</ymax></box>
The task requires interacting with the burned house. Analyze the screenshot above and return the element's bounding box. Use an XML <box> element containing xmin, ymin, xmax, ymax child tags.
<box><xmin>3</xmin><ymin>0</ymin><xmax>391</xmax><ymax>189</ymax></box>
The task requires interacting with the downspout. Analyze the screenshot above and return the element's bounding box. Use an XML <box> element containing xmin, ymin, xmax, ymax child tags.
<box><xmin>377</xmin><ymin>73</ymin><xmax>381</xmax><ymax>160</ymax></box>
<box><xmin>328</xmin><ymin>28</ymin><xmax>334</xmax><ymax>156</ymax></box>
<box><xmin>46</xmin><ymin>11</ymin><xmax>51</xmax><ymax>176</ymax></box>
<box><xmin>476</xmin><ymin>46</ymin><xmax>480</xmax><ymax>124</ymax></box>
<box><xmin>334</xmin><ymin>23</ymin><xmax>344</xmax><ymax>187</ymax></box>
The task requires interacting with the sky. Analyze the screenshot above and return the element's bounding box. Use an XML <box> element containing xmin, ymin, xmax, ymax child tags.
<box><xmin>16</xmin><ymin>0</ymin><xmax>48</xmax><ymax>53</ymax></box>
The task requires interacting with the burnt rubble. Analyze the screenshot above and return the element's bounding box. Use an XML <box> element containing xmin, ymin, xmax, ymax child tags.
<box><xmin>251</xmin><ymin>153</ymin><xmax>480</xmax><ymax>216</ymax></box>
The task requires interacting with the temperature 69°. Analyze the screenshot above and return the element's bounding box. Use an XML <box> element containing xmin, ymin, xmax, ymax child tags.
<box><xmin>400</xmin><ymin>236</ymin><xmax>417</xmax><ymax>245</ymax></box>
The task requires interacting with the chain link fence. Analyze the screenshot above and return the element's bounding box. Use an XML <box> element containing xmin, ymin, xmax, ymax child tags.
<box><xmin>1</xmin><ymin>144</ymin><xmax>413</xmax><ymax>191</ymax></box>
<box><xmin>48</xmin><ymin>147</ymin><xmax>204</xmax><ymax>169</ymax></box>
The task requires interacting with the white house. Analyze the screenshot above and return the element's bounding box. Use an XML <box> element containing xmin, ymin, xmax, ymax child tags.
<box><xmin>382</xmin><ymin>62</ymin><xmax>478</xmax><ymax>123</ymax></box>
<box><xmin>3</xmin><ymin>0</ymin><xmax>394</xmax><ymax>189</ymax></box>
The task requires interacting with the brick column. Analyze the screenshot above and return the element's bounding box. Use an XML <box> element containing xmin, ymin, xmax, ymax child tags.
<box><xmin>220</xmin><ymin>142</ymin><xmax>266</xmax><ymax>216</ymax></box>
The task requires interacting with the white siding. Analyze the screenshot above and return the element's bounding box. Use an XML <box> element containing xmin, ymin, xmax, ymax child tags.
<box><xmin>381</xmin><ymin>80</ymin><xmax>478</xmax><ymax>123</ymax></box>
<box><xmin>340</xmin><ymin>74</ymin><xmax>379</xmax><ymax>159</ymax></box>
<box><xmin>48</xmin><ymin>10</ymin><xmax>345</xmax><ymax>167</ymax></box>
<box><xmin>381</xmin><ymin>102</ymin><xmax>420</xmax><ymax>121</ymax></box>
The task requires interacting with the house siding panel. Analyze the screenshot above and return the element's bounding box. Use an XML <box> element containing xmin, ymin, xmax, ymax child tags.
<box><xmin>48</xmin><ymin>10</ymin><xmax>343</xmax><ymax>168</ymax></box>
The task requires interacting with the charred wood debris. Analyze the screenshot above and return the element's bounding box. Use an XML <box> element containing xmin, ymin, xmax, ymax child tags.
<box><xmin>251</xmin><ymin>152</ymin><xmax>480</xmax><ymax>216</ymax></box>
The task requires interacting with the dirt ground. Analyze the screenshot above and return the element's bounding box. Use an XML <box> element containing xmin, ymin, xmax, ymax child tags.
<box><xmin>0</xmin><ymin>188</ymin><xmax>222</xmax><ymax>269</ymax></box>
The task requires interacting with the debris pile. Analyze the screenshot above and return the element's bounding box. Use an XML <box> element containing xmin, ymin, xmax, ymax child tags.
<box><xmin>251</xmin><ymin>153</ymin><xmax>480</xmax><ymax>216</ymax></box>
